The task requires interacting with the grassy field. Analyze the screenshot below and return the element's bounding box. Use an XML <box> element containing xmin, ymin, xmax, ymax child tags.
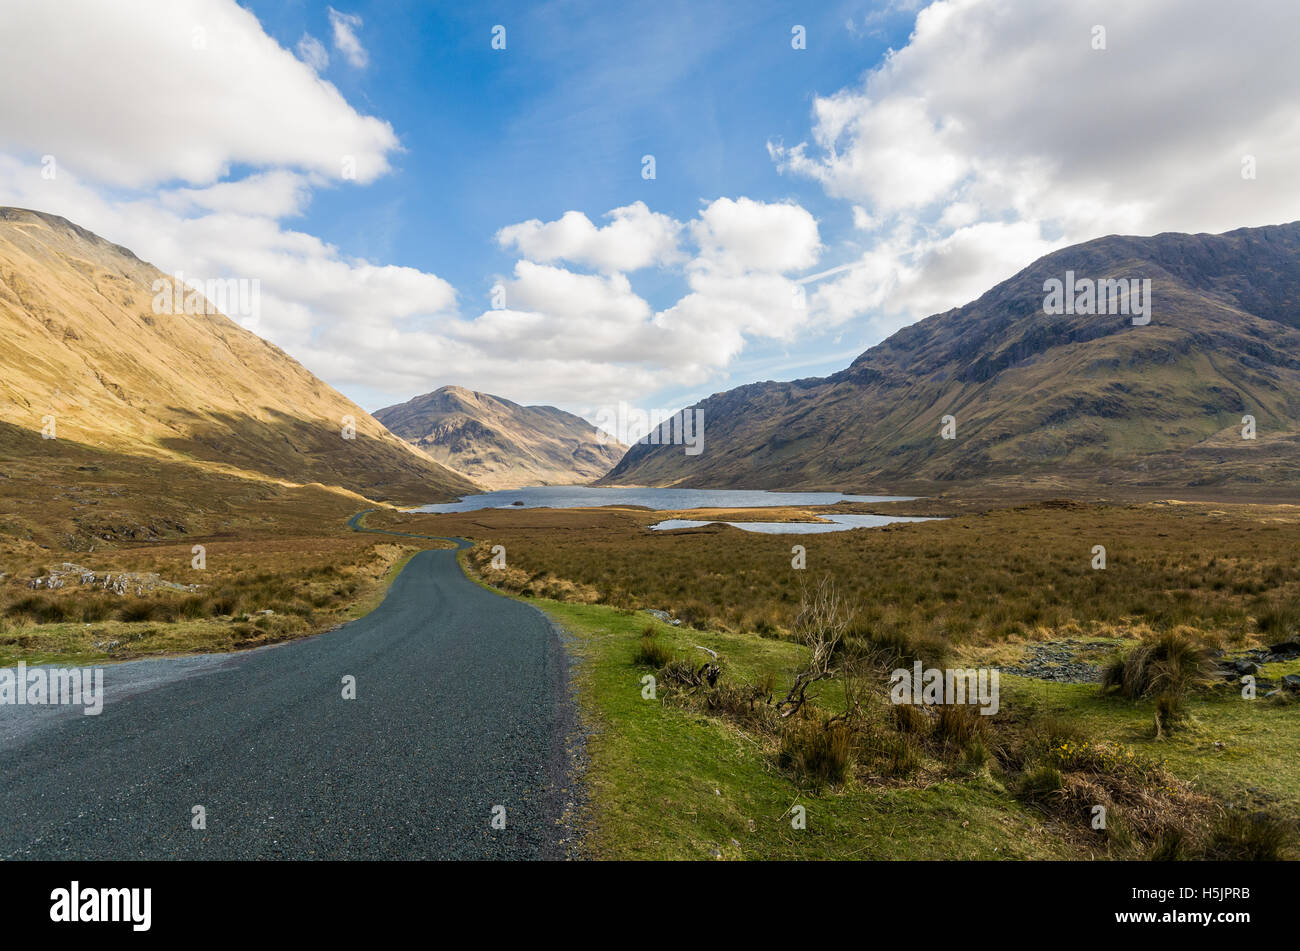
<box><xmin>0</xmin><ymin>529</ymin><xmax>453</xmax><ymax>665</ymax></box>
<box><xmin>4</xmin><ymin>478</ymin><xmax>1297</xmax><ymax>859</ymax></box>
<box><xmin>460</xmin><ymin>566</ymin><xmax>1083</xmax><ymax>859</ymax></box>
<box><xmin>429</xmin><ymin>499</ymin><xmax>1300</xmax><ymax>860</ymax></box>
<box><xmin>464</xmin><ymin>580</ymin><xmax>1299</xmax><ymax>860</ymax></box>
<box><xmin>0</xmin><ymin>431</ymin><xmax>457</xmax><ymax>664</ymax></box>
<box><xmin>371</xmin><ymin>499</ymin><xmax>1300</xmax><ymax>646</ymax></box>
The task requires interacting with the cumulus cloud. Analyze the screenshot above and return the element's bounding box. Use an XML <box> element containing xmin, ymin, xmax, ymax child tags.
<box><xmin>497</xmin><ymin>202</ymin><xmax>684</xmax><ymax>273</ymax></box>
<box><xmin>19</xmin><ymin>0</ymin><xmax>1294</xmax><ymax>416</ymax></box>
<box><xmin>457</xmin><ymin>198</ymin><xmax>824</xmax><ymax>394</ymax></box>
<box><xmin>776</xmin><ymin>0</ymin><xmax>1300</xmax><ymax>328</ymax></box>
<box><xmin>0</xmin><ymin>0</ymin><xmax>395</xmax><ymax>188</ymax></box>
<box><xmin>327</xmin><ymin>7</ymin><xmax>369</xmax><ymax>69</ymax></box>
<box><xmin>690</xmin><ymin>197</ymin><xmax>820</xmax><ymax>274</ymax></box>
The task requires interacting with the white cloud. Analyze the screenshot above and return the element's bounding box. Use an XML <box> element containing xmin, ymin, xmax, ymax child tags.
<box><xmin>0</xmin><ymin>0</ymin><xmax>396</xmax><ymax>188</ymax></box>
<box><xmin>778</xmin><ymin>0</ymin><xmax>1300</xmax><ymax>326</ymax></box>
<box><xmin>24</xmin><ymin>0</ymin><xmax>1296</xmax><ymax>418</ymax></box>
<box><xmin>297</xmin><ymin>33</ymin><xmax>329</xmax><ymax>72</ymax></box>
<box><xmin>690</xmin><ymin>197</ymin><xmax>820</xmax><ymax>274</ymax></box>
<box><xmin>465</xmin><ymin>197</ymin><xmax>825</xmax><ymax>400</ymax></box>
<box><xmin>327</xmin><ymin>7</ymin><xmax>369</xmax><ymax>69</ymax></box>
<box><xmin>159</xmin><ymin>171</ymin><xmax>314</xmax><ymax>219</ymax></box>
<box><xmin>636</xmin><ymin>197</ymin><xmax>825</xmax><ymax>356</ymax></box>
<box><xmin>496</xmin><ymin>202</ymin><xmax>684</xmax><ymax>273</ymax></box>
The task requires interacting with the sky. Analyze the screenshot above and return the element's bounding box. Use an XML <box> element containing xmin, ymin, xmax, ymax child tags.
<box><xmin>2</xmin><ymin>0</ymin><xmax>1300</xmax><ymax>422</ymax></box>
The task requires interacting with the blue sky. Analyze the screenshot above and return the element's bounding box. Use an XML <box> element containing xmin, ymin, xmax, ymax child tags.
<box><xmin>240</xmin><ymin>0</ymin><xmax>914</xmax><ymax>408</ymax></box>
<box><xmin>4</xmin><ymin>0</ymin><xmax>1298</xmax><ymax>422</ymax></box>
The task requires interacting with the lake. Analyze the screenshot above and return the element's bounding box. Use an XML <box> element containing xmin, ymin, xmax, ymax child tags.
<box><xmin>648</xmin><ymin>513</ymin><xmax>941</xmax><ymax>534</ymax></box>
<box><xmin>412</xmin><ymin>486</ymin><xmax>916</xmax><ymax>514</ymax></box>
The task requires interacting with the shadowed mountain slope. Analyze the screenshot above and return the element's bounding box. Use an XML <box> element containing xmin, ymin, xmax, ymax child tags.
<box><xmin>0</xmin><ymin>207</ymin><xmax>475</xmax><ymax>506</ymax></box>
<box><xmin>601</xmin><ymin>223</ymin><xmax>1300</xmax><ymax>494</ymax></box>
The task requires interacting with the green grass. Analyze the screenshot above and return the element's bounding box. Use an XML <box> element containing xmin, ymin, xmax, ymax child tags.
<box><xmin>525</xmin><ymin>596</ymin><xmax>1083</xmax><ymax>860</ymax></box>
<box><xmin>1002</xmin><ymin>675</ymin><xmax>1300</xmax><ymax>812</ymax></box>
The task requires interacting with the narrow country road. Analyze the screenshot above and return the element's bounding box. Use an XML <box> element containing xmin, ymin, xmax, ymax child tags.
<box><xmin>0</xmin><ymin>518</ymin><xmax>578</xmax><ymax>860</ymax></box>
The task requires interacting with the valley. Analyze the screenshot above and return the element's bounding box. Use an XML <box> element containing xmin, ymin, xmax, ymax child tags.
<box><xmin>1</xmin><ymin>209</ymin><xmax>1296</xmax><ymax>863</ymax></box>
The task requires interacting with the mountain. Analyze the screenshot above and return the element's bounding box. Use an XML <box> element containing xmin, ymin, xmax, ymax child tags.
<box><xmin>0</xmin><ymin>207</ymin><xmax>476</xmax><ymax>505</ymax></box>
<box><xmin>375</xmin><ymin>386</ymin><xmax>625</xmax><ymax>489</ymax></box>
<box><xmin>601</xmin><ymin>222</ymin><xmax>1300</xmax><ymax>494</ymax></box>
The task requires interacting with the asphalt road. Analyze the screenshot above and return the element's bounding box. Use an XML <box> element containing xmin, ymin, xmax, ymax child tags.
<box><xmin>0</xmin><ymin>527</ymin><xmax>578</xmax><ymax>860</ymax></box>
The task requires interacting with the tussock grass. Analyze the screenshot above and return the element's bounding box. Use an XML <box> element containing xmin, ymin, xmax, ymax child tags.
<box><xmin>1204</xmin><ymin>810</ymin><xmax>1295</xmax><ymax>861</ymax></box>
<box><xmin>778</xmin><ymin>719</ymin><xmax>853</xmax><ymax>789</ymax></box>
<box><xmin>633</xmin><ymin>634</ymin><xmax>672</xmax><ymax>668</ymax></box>
<box><xmin>1100</xmin><ymin>630</ymin><xmax>1217</xmax><ymax>701</ymax></box>
<box><xmin>390</xmin><ymin>501</ymin><xmax>1300</xmax><ymax>653</ymax></box>
<box><xmin>0</xmin><ymin>534</ymin><xmax>447</xmax><ymax>664</ymax></box>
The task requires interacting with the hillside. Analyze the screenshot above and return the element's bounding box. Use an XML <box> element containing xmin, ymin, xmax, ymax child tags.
<box><xmin>0</xmin><ymin>208</ymin><xmax>476</xmax><ymax>509</ymax></box>
<box><xmin>601</xmin><ymin>223</ymin><xmax>1300</xmax><ymax>494</ymax></box>
<box><xmin>376</xmin><ymin>385</ymin><xmax>625</xmax><ymax>489</ymax></box>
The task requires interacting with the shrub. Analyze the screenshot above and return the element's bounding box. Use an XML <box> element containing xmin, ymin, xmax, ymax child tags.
<box><xmin>1101</xmin><ymin>630</ymin><xmax>1215</xmax><ymax>702</ymax></box>
<box><xmin>779</xmin><ymin>720</ymin><xmax>852</xmax><ymax>787</ymax></box>
<box><xmin>206</xmin><ymin>595</ymin><xmax>240</xmax><ymax>617</ymax></box>
<box><xmin>933</xmin><ymin>703</ymin><xmax>987</xmax><ymax>747</ymax></box>
<box><xmin>701</xmin><ymin>682</ymin><xmax>773</xmax><ymax>724</ymax></box>
<box><xmin>960</xmin><ymin>738</ymin><xmax>991</xmax><ymax>774</ymax></box>
<box><xmin>633</xmin><ymin>635</ymin><xmax>672</xmax><ymax>668</ymax></box>
<box><xmin>891</xmin><ymin>702</ymin><xmax>930</xmax><ymax>735</ymax></box>
<box><xmin>5</xmin><ymin>596</ymin><xmax>69</xmax><ymax>623</ymax></box>
<box><xmin>873</xmin><ymin>732</ymin><xmax>922</xmax><ymax>778</ymax></box>
<box><xmin>79</xmin><ymin>600</ymin><xmax>111</xmax><ymax>623</ymax></box>
<box><xmin>1025</xmin><ymin>713</ymin><xmax>1087</xmax><ymax>754</ymax></box>
<box><xmin>847</xmin><ymin>625</ymin><xmax>947</xmax><ymax>673</ymax></box>
<box><xmin>178</xmin><ymin>596</ymin><xmax>207</xmax><ymax>619</ymax></box>
<box><xmin>118</xmin><ymin>598</ymin><xmax>176</xmax><ymax>622</ymax></box>
<box><xmin>1018</xmin><ymin>765</ymin><xmax>1065</xmax><ymax>802</ymax></box>
<box><xmin>1256</xmin><ymin>601</ymin><xmax>1300</xmax><ymax>642</ymax></box>
<box><xmin>1203</xmin><ymin>811</ymin><xmax>1293</xmax><ymax>861</ymax></box>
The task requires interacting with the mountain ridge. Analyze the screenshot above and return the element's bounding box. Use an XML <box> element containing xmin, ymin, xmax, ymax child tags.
<box><xmin>376</xmin><ymin>385</ymin><xmax>625</xmax><ymax>489</ymax></box>
<box><xmin>600</xmin><ymin>222</ymin><xmax>1300</xmax><ymax>493</ymax></box>
<box><xmin>0</xmin><ymin>206</ymin><xmax>477</xmax><ymax>506</ymax></box>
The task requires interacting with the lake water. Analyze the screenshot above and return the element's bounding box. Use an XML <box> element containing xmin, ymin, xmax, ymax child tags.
<box><xmin>649</xmin><ymin>514</ymin><xmax>941</xmax><ymax>534</ymax></box>
<box><xmin>412</xmin><ymin>486</ymin><xmax>916</xmax><ymax>514</ymax></box>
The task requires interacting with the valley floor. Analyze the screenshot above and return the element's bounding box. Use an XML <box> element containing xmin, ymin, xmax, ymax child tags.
<box><xmin>3</xmin><ymin>489</ymin><xmax>1298</xmax><ymax>859</ymax></box>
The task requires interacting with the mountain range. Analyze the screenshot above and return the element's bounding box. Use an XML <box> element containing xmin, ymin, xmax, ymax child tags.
<box><xmin>376</xmin><ymin>385</ymin><xmax>624</xmax><ymax>489</ymax></box>
<box><xmin>601</xmin><ymin>223</ymin><xmax>1300</xmax><ymax>494</ymax></box>
<box><xmin>0</xmin><ymin>207</ymin><xmax>476</xmax><ymax>506</ymax></box>
<box><xmin>7</xmin><ymin>208</ymin><xmax>1300</xmax><ymax>508</ymax></box>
